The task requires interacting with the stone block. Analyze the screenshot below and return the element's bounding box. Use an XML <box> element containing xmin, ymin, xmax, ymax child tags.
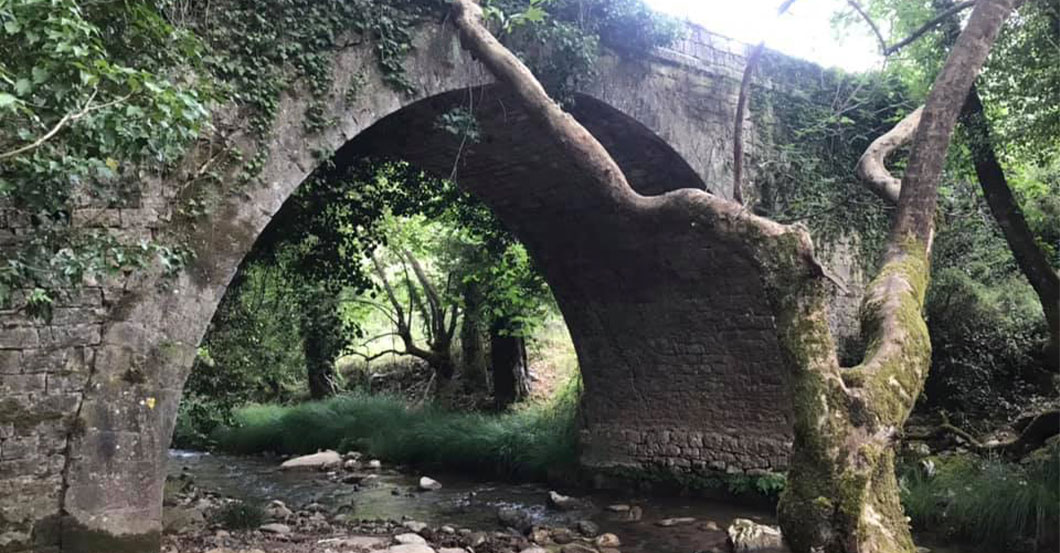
<box><xmin>0</xmin><ymin>327</ymin><xmax>39</xmax><ymax>349</ymax></box>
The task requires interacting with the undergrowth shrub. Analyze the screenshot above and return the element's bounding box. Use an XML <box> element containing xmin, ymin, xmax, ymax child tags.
<box><xmin>214</xmin><ymin>376</ymin><xmax>582</xmax><ymax>480</ymax></box>
<box><xmin>899</xmin><ymin>445</ymin><xmax>1060</xmax><ymax>549</ymax></box>
<box><xmin>922</xmin><ymin>267</ymin><xmax>1047</xmax><ymax>427</ymax></box>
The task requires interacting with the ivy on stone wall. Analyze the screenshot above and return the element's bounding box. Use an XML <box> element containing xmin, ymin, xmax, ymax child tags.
<box><xmin>749</xmin><ymin>54</ymin><xmax>913</xmax><ymax>271</ymax></box>
<box><xmin>0</xmin><ymin>0</ymin><xmax>679</xmax><ymax>315</ymax></box>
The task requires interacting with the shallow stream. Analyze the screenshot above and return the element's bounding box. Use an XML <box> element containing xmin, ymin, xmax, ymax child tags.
<box><xmin>169</xmin><ymin>450</ymin><xmax>974</xmax><ymax>553</ymax></box>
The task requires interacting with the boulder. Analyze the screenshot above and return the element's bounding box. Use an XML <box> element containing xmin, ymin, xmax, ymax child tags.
<box><xmin>726</xmin><ymin>518</ymin><xmax>787</xmax><ymax>552</ymax></box>
<box><xmin>366</xmin><ymin>459</ymin><xmax>383</xmax><ymax>469</ymax></box>
<box><xmin>438</xmin><ymin>549</ymin><xmax>468</xmax><ymax>553</ymax></box>
<box><xmin>520</xmin><ymin>548</ymin><xmax>549</xmax><ymax>553</ymax></box>
<box><xmin>559</xmin><ymin>544</ymin><xmax>596</xmax><ymax>553</ymax></box>
<box><xmin>547</xmin><ymin>491</ymin><xmax>582</xmax><ymax>511</ymax></box>
<box><xmin>279</xmin><ymin>450</ymin><xmax>341</xmax><ymax>471</ymax></box>
<box><xmin>701</xmin><ymin>520</ymin><xmax>721</xmax><ymax>532</ymax></box>
<box><xmin>258</xmin><ymin>523</ymin><xmax>291</xmax><ymax>535</ymax></box>
<box><xmin>394</xmin><ymin>533</ymin><xmax>428</xmax><ymax>545</ymax></box>
<box><xmin>595</xmin><ymin>533</ymin><xmax>620</xmax><ymax>548</ymax></box>
<box><xmin>419</xmin><ymin>476</ymin><xmax>443</xmax><ymax>491</ymax></box>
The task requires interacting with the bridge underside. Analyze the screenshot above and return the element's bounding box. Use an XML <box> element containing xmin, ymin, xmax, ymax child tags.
<box><xmin>350</xmin><ymin>86</ymin><xmax>792</xmax><ymax>475</ymax></box>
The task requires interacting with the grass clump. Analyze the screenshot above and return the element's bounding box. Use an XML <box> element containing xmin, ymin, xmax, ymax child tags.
<box><xmin>213</xmin><ymin>500</ymin><xmax>265</xmax><ymax>530</ymax></box>
<box><xmin>899</xmin><ymin>444</ymin><xmax>1059</xmax><ymax>549</ymax></box>
<box><xmin>214</xmin><ymin>378</ymin><xmax>581</xmax><ymax>481</ymax></box>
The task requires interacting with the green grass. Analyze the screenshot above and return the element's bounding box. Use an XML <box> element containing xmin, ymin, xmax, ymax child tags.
<box><xmin>899</xmin><ymin>445</ymin><xmax>1060</xmax><ymax>548</ymax></box>
<box><xmin>214</xmin><ymin>377</ymin><xmax>581</xmax><ymax>481</ymax></box>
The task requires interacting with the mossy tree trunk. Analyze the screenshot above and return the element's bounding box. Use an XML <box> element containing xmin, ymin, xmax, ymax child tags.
<box><xmin>448</xmin><ymin>0</ymin><xmax>1015</xmax><ymax>551</ymax></box>
<box><xmin>776</xmin><ymin>1</ymin><xmax>1018</xmax><ymax>551</ymax></box>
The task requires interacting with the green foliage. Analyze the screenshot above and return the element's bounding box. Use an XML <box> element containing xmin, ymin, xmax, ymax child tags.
<box><xmin>173</xmin><ymin>262</ymin><xmax>307</xmax><ymax>448</ymax></box>
<box><xmin>215</xmin><ymin>375</ymin><xmax>582</xmax><ymax>480</ymax></box>
<box><xmin>487</xmin><ymin>0</ymin><xmax>682</xmax><ymax>104</ymax></box>
<box><xmin>0</xmin><ymin>0</ymin><xmax>210</xmax><ymax>307</ymax></box>
<box><xmin>750</xmin><ymin>62</ymin><xmax>909</xmax><ymax>268</ymax></box>
<box><xmin>899</xmin><ymin>446</ymin><xmax>1060</xmax><ymax>548</ymax></box>
<box><xmin>923</xmin><ymin>268</ymin><xmax>1045</xmax><ymax>425</ymax></box>
<box><xmin>212</xmin><ymin>500</ymin><xmax>265</xmax><ymax>530</ymax></box>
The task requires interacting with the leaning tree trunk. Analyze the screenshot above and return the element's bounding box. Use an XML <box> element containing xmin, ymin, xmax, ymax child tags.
<box><xmin>449</xmin><ymin>1</ymin><xmax>1015</xmax><ymax>550</ymax></box>
<box><xmin>961</xmin><ymin>86</ymin><xmax>1060</xmax><ymax>369</ymax></box>
<box><xmin>490</xmin><ymin>322</ymin><xmax>530</xmax><ymax>410</ymax></box>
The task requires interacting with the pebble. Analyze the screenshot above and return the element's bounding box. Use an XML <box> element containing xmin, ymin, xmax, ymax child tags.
<box><xmin>606</xmin><ymin>504</ymin><xmax>630</xmax><ymax>512</ymax></box>
<box><xmin>595</xmin><ymin>533</ymin><xmax>621</xmax><ymax>547</ymax></box>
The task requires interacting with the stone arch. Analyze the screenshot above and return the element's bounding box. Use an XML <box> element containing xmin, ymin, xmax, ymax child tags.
<box><xmin>0</xmin><ymin>21</ymin><xmax>805</xmax><ymax>551</ymax></box>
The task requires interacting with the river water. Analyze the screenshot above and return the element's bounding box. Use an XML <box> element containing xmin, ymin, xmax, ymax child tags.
<box><xmin>168</xmin><ymin>450</ymin><xmax>973</xmax><ymax>553</ymax></box>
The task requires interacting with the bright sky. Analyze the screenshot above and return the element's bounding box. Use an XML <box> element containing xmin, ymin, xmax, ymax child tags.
<box><xmin>643</xmin><ymin>0</ymin><xmax>884</xmax><ymax>71</ymax></box>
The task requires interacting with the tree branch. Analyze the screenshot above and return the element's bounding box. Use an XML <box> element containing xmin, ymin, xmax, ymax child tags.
<box><xmin>885</xmin><ymin>0</ymin><xmax>977</xmax><ymax>55</ymax></box>
<box><xmin>855</xmin><ymin>106</ymin><xmax>923</xmax><ymax>205</ymax></box>
<box><xmin>846</xmin><ymin>0</ymin><xmax>888</xmax><ymax>54</ymax></box>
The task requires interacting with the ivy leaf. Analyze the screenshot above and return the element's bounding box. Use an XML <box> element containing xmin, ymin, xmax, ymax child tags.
<box><xmin>3</xmin><ymin>20</ymin><xmax>20</xmax><ymax>34</ymax></box>
<box><xmin>0</xmin><ymin>93</ymin><xmax>17</xmax><ymax>109</ymax></box>
<box><xmin>14</xmin><ymin>78</ymin><xmax>31</xmax><ymax>96</ymax></box>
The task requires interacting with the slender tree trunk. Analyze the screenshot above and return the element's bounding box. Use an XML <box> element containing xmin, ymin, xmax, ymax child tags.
<box><xmin>490</xmin><ymin>322</ymin><xmax>530</xmax><ymax>410</ymax></box>
<box><xmin>778</xmin><ymin>2</ymin><xmax>1018</xmax><ymax>551</ymax></box>
<box><xmin>961</xmin><ymin>89</ymin><xmax>1060</xmax><ymax>367</ymax></box>
<box><xmin>460</xmin><ymin>281</ymin><xmax>490</xmax><ymax>388</ymax></box>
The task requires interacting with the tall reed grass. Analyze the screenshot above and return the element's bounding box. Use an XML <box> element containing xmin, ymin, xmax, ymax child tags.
<box><xmin>215</xmin><ymin>378</ymin><xmax>581</xmax><ymax>481</ymax></box>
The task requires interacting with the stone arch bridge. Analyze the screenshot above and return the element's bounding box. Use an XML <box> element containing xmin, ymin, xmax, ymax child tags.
<box><xmin>0</xmin><ymin>20</ymin><xmax>863</xmax><ymax>552</ymax></box>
